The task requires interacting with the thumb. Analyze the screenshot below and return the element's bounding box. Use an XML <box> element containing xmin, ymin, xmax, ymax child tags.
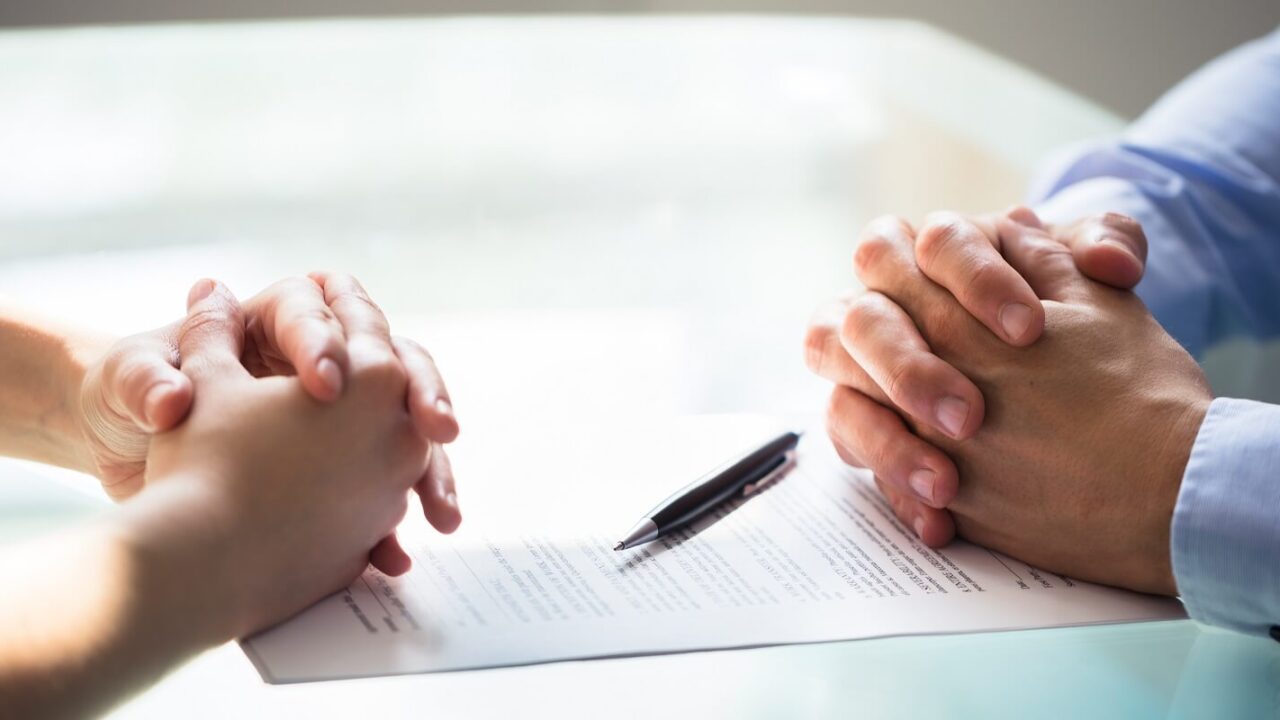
<box><xmin>995</xmin><ymin>217</ymin><xmax>1092</xmax><ymax>304</ymax></box>
<box><xmin>96</xmin><ymin>330</ymin><xmax>193</xmax><ymax>433</ymax></box>
<box><xmin>178</xmin><ymin>278</ymin><xmax>248</xmax><ymax>380</ymax></box>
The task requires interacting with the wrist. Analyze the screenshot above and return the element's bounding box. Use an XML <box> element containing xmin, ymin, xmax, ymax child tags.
<box><xmin>0</xmin><ymin>299</ymin><xmax>111</xmax><ymax>472</ymax></box>
<box><xmin>114</xmin><ymin>479</ymin><xmax>243</xmax><ymax>646</ymax></box>
<box><xmin>59</xmin><ymin>333</ymin><xmax>110</xmax><ymax>474</ymax></box>
<box><xmin>1143</xmin><ymin>394</ymin><xmax>1212</xmax><ymax>596</ymax></box>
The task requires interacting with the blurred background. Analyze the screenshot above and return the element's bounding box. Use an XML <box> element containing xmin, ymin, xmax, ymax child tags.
<box><xmin>1</xmin><ymin>2</ymin><xmax>1277</xmax><ymax>423</ymax></box>
<box><xmin>4</xmin><ymin>0</ymin><xmax>1280</xmax><ymax>117</ymax></box>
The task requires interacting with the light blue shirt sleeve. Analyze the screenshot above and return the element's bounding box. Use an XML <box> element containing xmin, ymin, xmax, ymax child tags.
<box><xmin>1174</xmin><ymin>398</ymin><xmax>1280</xmax><ymax>636</ymax></box>
<box><xmin>1027</xmin><ymin>29</ymin><xmax>1280</xmax><ymax>637</ymax></box>
<box><xmin>1032</xmin><ymin>28</ymin><xmax>1280</xmax><ymax>357</ymax></box>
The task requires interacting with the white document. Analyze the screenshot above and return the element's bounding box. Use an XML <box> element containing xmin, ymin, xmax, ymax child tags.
<box><xmin>242</xmin><ymin>419</ymin><xmax>1185</xmax><ymax>683</ymax></box>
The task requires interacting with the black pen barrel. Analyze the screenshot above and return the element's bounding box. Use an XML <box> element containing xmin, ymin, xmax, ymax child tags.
<box><xmin>648</xmin><ymin>431</ymin><xmax>799</xmax><ymax>531</ymax></box>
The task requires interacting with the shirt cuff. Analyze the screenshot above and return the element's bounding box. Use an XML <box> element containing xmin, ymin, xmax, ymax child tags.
<box><xmin>1172</xmin><ymin>397</ymin><xmax>1280</xmax><ymax>636</ymax></box>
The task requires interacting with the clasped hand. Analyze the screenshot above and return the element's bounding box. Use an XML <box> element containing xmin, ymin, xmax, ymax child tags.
<box><xmin>807</xmin><ymin>207</ymin><xmax>1211</xmax><ymax>595</ymax></box>
<box><xmin>76</xmin><ymin>273</ymin><xmax>460</xmax><ymax>620</ymax></box>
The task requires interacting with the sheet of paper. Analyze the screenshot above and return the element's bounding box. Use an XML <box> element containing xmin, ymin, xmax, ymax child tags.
<box><xmin>241</xmin><ymin>418</ymin><xmax>1185</xmax><ymax>683</ymax></box>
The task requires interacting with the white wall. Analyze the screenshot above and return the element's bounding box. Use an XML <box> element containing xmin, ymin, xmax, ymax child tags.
<box><xmin>1</xmin><ymin>0</ymin><xmax>1277</xmax><ymax>117</ymax></box>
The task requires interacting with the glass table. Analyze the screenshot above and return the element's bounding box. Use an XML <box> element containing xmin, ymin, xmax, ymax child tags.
<box><xmin>0</xmin><ymin>16</ymin><xmax>1275</xmax><ymax>719</ymax></box>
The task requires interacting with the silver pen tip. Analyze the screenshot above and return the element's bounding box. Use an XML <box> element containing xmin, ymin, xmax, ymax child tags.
<box><xmin>613</xmin><ymin>541</ymin><xmax>625</xmax><ymax>552</ymax></box>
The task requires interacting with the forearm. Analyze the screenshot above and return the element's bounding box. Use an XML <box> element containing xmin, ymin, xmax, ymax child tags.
<box><xmin>0</xmin><ymin>297</ymin><xmax>107</xmax><ymax>472</ymax></box>
<box><xmin>0</xmin><ymin>481</ymin><xmax>232</xmax><ymax>719</ymax></box>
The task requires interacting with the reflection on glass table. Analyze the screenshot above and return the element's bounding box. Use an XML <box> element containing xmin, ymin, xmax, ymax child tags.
<box><xmin>0</xmin><ymin>16</ymin><xmax>1275</xmax><ymax>719</ymax></box>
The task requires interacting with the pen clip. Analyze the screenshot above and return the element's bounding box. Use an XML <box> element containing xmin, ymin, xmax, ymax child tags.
<box><xmin>742</xmin><ymin>449</ymin><xmax>797</xmax><ymax>497</ymax></box>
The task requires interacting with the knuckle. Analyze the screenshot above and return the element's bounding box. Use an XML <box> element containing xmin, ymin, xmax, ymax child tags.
<box><xmin>330</xmin><ymin>288</ymin><xmax>378</xmax><ymax>319</ymax></box>
<box><xmin>1097</xmin><ymin>212</ymin><xmax>1148</xmax><ymax>255</ymax></box>
<box><xmin>333</xmin><ymin>289</ymin><xmax>382</xmax><ymax>315</ymax></box>
<box><xmin>840</xmin><ymin>294</ymin><xmax>880</xmax><ymax>346</ymax></box>
<box><xmin>271</xmin><ymin>275</ymin><xmax>325</xmax><ymax>304</ymax></box>
<box><xmin>825</xmin><ymin>387</ymin><xmax>852</xmax><ymax>433</ymax></box>
<box><xmin>278</xmin><ymin>274</ymin><xmax>316</xmax><ymax>293</ymax></box>
<box><xmin>802</xmin><ymin>323</ymin><xmax>831</xmax><ymax>374</ymax></box>
<box><xmin>394</xmin><ymin>335</ymin><xmax>434</xmax><ymax>364</ymax></box>
<box><xmin>826</xmin><ymin>391</ymin><xmax>871</xmax><ymax>468</ymax></box>
<box><xmin>305</xmin><ymin>270</ymin><xmax>334</xmax><ymax>293</ymax></box>
<box><xmin>102</xmin><ymin>333</ymin><xmax>172</xmax><ymax>382</ymax></box>
<box><xmin>1004</xmin><ymin>204</ymin><xmax>1041</xmax><ymax>227</ymax></box>
<box><xmin>262</xmin><ymin>276</ymin><xmax>302</xmax><ymax>303</ymax></box>
<box><xmin>114</xmin><ymin>356</ymin><xmax>160</xmax><ymax>397</ymax></box>
<box><xmin>392</xmin><ymin>335</ymin><xmax>420</xmax><ymax>353</ymax></box>
<box><xmin>865</xmin><ymin>214</ymin><xmax>910</xmax><ymax>239</ymax></box>
<box><xmin>963</xmin><ymin>259</ymin><xmax>1012</xmax><ymax>302</ymax></box>
<box><xmin>825</xmin><ymin>386</ymin><xmax>843</xmax><ymax>422</ymax></box>
<box><xmin>182</xmin><ymin>306</ymin><xmax>232</xmax><ymax>337</ymax></box>
<box><xmin>852</xmin><ymin>234</ymin><xmax>894</xmax><ymax>277</ymax></box>
<box><xmin>914</xmin><ymin>216</ymin><xmax>968</xmax><ymax>268</ymax></box>
<box><xmin>330</xmin><ymin>272</ymin><xmax>371</xmax><ymax>297</ymax></box>
<box><xmin>1025</xmin><ymin>236</ymin><xmax>1076</xmax><ymax>271</ymax></box>
<box><xmin>866</xmin><ymin>438</ymin><xmax>898</xmax><ymax>478</ymax></box>
<box><xmin>825</xmin><ymin>422</ymin><xmax>858</xmax><ymax>467</ymax></box>
<box><xmin>296</xmin><ymin>303</ymin><xmax>340</xmax><ymax>329</ymax></box>
<box><xmin>881</xmin><ymin>354</ymin><xmax>925</xmax><ymax>407</ymax></box>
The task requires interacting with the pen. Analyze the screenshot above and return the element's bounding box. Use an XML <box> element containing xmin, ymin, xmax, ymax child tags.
<box><xmin>612</xmin><ymin>431</ymin><xmax>801</xmax><ymax>551</ymax></box>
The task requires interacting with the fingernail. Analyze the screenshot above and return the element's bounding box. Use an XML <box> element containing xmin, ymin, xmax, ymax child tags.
<box><xmin>317</xmin><ymin>357</ymin><xmax>343</xmax><ymax>396</ymax></box>
<box><xmin>999</xmin><ymin>302</ymin><xmax>1033</xmax><ymax>341</ymax></box>
<box><xmin>908</xmin><ymin>468</ymin><xmax>936</xmax><ymax>505</ymax></box>
<box><xmin>435</xmin><ymin>398</ymin><xmax>453</xmax><ymax>417</ymax></box>
<box><xmin>936</xmin><ymin>396</ymin><xmax>969</xmax><ymax>438</ymax></box>
<box><xmin>144</xmin><ymin>382</ymin><xmax>174</xmax><ymax>429</ymax></box>
<box><xmin>187</xmin><ymin>279</ymin><xmax>216</xmax><ymax>308</ymax></box>
<box><xmin>1097</xmin><ymin>235</ymin><xmax>1134</xmax><ymax>255</ymax></box>
<box><xmin>912</xmin><ymin>516</ymin><xmax>926</xmax><ymax>538</ymax></box>
<box><xmin>445</xmin><ymin>491</ymin><xmax>458</xmax><ymax>510</ymax></box>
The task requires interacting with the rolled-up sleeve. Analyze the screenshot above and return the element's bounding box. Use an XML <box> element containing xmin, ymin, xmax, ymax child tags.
<box><xmin>1172</xmin><ymin>398</ymin><xmax>1280</xmax><ymax>636</ymax></box>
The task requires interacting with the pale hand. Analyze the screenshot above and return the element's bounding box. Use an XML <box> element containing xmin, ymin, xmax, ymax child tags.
<box><xmin>77</xmin><ymin>275</ymin><xmax>461</xmax><ymax>576</ymax></box>
<box><xmin>140</xmin><ymin>281</ymin><xmax>441</xmax><ymax>636</ymax></box>
<box><xmin>76</xmin><ymin>274</ymin><xmax>458</xmax><ymax>499</ymax></box>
